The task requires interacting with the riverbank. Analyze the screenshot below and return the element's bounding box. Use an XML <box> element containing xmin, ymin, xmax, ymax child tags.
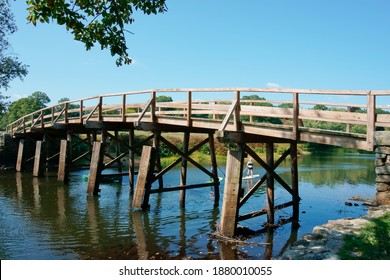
<box><xmin>278</xmin><ymin>198</ymin><xmax>390</xmax><ymax>260</ymax></box>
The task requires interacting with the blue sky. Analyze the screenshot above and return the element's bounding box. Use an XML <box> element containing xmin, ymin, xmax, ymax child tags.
<box><xmin>5</xmin><ymin>0</ymin><xmax>390</xmax><ymax>105</ymax></box>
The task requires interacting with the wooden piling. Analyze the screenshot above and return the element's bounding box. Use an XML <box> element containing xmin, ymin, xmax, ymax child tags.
<box><xmin>219</xmin><ymin>149</ymin><xmax>243</xmax><ymax>237</ymax></box>
<box><xmin>290</xmin><ymin>142</ymin><xmax>299</xmax><ymax>220</ymax></box>
<box><xmin>132</xmin><ymin>146</ymin><xmax>156</xmax><ymax>210</ymax></box>
<box><xmin>209</xmin><ymin>132</ymin><xmax>220</xmax><ymax>205</ymax></box>
<box><xmin>16</xmin><ymin>139</ymin><xmax>24</xmax><ymax>172</ymax></box>
<box><xmin>129</xmin><ymin>129</ymin><xmax>135</xmax><ymax>193</ymax></box>
<box><xmin>87</xmin><ymin>141</ymin><xmax>104</xmax><ymax>195</ymax></box>
<box><xmin>153</xmin><ymin>131</ymin><xmax>163</xmax><ymax>190</ymax></box>
<box><xmin>58</xmin><ymin>139</ymin><xmax>70</xmax><ymax>182</ymax></box>
<box><xmin>266</xmin><ymin>143</ymin><xmax>275</xmax><ymax>225</ymax></box>
<box><xmin>33</xmin><ymin>140</ymin><xmax>43</xmax><ymax>177</ymax></box>
<box><xmin>180</xmin><ymin>132</ymin><xmax>190</xmax><ymax>208</ymax></box>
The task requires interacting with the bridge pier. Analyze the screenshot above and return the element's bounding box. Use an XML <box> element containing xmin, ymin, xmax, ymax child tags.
<box><xmin>32</xmin><ymin>140</ymin><xmax>44</xmax><ymax>177</ymax></box>
<box><xmin>15</xmin><ymin>139</ymin><xmax>25</xmax><ymax>172</ymax></box>
<box><xmin>57</xmin><ymin>138</ymin><xmax>70</xmax><ymax>182</ymax></box>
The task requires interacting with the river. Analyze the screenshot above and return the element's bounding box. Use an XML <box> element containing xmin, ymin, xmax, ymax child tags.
<box><xmin>0</xmin><ymin>148</ymin><xmax>376</xmax><ymax>260</ymax></box>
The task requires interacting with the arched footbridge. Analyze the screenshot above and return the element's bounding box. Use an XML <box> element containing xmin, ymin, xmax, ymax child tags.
<box><xmin>6</xmin><ymin>88</ymin><xmax>390</xmax><ymax>236</ymax></box>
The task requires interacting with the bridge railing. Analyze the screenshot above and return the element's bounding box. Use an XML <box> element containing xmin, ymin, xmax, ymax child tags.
<box><xmin>6</xmin><ymin>88</ymin><xmax>390</xmax><ymax>151</ymax></box>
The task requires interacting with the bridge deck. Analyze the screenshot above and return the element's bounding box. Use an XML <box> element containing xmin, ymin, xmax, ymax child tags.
<box><xmin>6</xmin><ymin>88</ymin><xmax>390</xmax><ymax>151</ymax></box>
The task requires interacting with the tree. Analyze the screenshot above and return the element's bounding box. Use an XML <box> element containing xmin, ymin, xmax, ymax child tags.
<box><xmin>0</xmin><ymin>91</ymin><xmax>50</xmax><ymax>128</ymax></box>
<box><xmin>241</xmin><ymin>95</ymin><xmax>282</xmax><ymax>124</ymax></box>
<box><xmin>0</xmin><ymin>0</ymin><xmax>29</xmax><ymax>115</ymax></box>
<box><xmin>156</xmin><ymin>95</ymin><xmax>173</xmax><ymax>102</ymax></box>
<box><xmin>27</xmin><ymin>0</ymin><xmax>167</xmax><ymax>66</ymax></box>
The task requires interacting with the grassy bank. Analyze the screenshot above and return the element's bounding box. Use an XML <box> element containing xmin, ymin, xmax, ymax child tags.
<box><xmin>338</xmin><ymin>212</ymin><xmax>390</xmax><ymax>260</ymax></box>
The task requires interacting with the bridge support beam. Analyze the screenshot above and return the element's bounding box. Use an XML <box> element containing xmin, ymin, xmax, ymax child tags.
<box><xmin>87</xmin><ymin>141</ymin><xmax>104</xmax><ymax>195</ymax></box>
<box><xmin>132</xmin><ymin>145</ymin><xmax>156</xmax><ymax>210</ymax></box>
<box><xmin>33</xmin><ymin>140</ymin><xmax>44</xmax><ymax>177</ymax></box>
<box><xmin>219</xmin><ymin>149</ymin><xmax>243</xmax><ymax>237</ymax></box>
<box><xmin>16</xmin><ymin>139</ymin><xmax>25</xmax><ymax>172</ymax></box>
<box><xmin>266</xmin><ymin>143</ymin><xmax>275</xmax><ymax>225</ymax></box>
<box><xmin>58</xmin><ymin>139</ymin><xmax>70</xmax><ymax>183</ymax></box>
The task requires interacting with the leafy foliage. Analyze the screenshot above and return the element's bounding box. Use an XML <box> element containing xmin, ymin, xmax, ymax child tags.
<box><xmin>0</xmin><ymin>0</ymin><xmax>29</xmax><ymax>114</ymax></box>
<box><xmin>0</xmin><ymin>91</ymin><xmax>50</xmax><ymax>128</ymax></box>
<box><xmin>26</xmin><ymin>0</ymin><xmax>167</xmax><ymax>66</ymax></box>
<box><xmin>241</xmin><ymin>94</ymin><xmax>282</xmax><ymax>124</ymax></box>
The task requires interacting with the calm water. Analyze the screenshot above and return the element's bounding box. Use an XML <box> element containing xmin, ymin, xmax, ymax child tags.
<box><xmin>0</xmin><ymin>149</ymin><xmax>376</xmax><ymax>260</ymax></box>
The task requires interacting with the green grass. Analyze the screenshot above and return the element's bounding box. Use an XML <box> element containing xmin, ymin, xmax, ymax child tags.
<box><xmin>338</xmin><ymin>212</ymin><xmax>390</xmax><ymax>260</ymax></box>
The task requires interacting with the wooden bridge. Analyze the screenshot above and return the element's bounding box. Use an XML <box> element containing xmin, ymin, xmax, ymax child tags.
<box><xmin>6</xmin><ymin>88</ymin><xmax>390</xmax><ymax>237</ymax></box>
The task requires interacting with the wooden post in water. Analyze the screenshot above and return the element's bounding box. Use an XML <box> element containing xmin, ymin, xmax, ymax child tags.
<box><xmin>16</xmin><ymin>139</ymin><xmax>25</xmax><ymax>172</ymax></box>
<box><xmin>57</xmin><ymin>139</ymin><xmax>70</xmax><ymax>182</ymax></box>
<box><xmin>33</xmin><ymin>140</ymin><xmax>43</xmax><ymax>177</ymax></box>
<box><xmin>180</xmin><ymin>132</ymin><xmax>190</xmax><ymax>208</ymax></box>
<box><xmin>290</xmin><ymin>142</ymin><xmax>299</xmax><ymax>221</ymax></box>
<box><xmin>219</xmin><ymin>149</ymin><xmax>243</xmax><ymax>237</ymax></box>
<box><xmin>129</xmin><ymin>129</ymin><xmax>135</xmax><ymax>193</ymax></box>
<box><xmin>266</xmin><ymin>143</ymin><xmax>275</xmax><ymax>225</ymax></box>
<box><xmin>132</xmin><ymin>146</ymin><xmax>156</xmax><ymax>210</ymax></box>
<box><xmin>209</xmin><ymin>132</ymin><xmax>220</xmax><ymax>205</ymax></box>
<box><xmin>153</xmin><ymin>131</ymin><xmax>163</xmax><ymax>190</ymax></box>
<box><xmin>87</xmin><ymin>141</ymin><xmax>104</xmax><ymax>195</ymax></box>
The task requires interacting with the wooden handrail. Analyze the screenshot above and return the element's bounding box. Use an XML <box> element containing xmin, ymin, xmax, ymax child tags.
<box><xmin>5</xmin><ymin>88</ymin><xmax>390</xmax><ymax>151</ymax></box>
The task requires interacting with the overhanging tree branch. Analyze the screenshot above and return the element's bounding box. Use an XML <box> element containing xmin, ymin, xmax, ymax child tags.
<box><xmin>26</xmin><ymin>0</ymin><xmax>168</xmax><ymax>66</ymax></box>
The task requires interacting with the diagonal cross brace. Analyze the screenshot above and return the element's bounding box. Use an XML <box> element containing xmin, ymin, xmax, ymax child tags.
<box><xmin>245</xmin><ymin>146</ymin><xmax>301</xmax><ymax>202</ymax></box>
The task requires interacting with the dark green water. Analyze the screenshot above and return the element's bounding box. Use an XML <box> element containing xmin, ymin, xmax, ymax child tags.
<box><xmin>0</xmin><ymin>149</ymin><xmax>376</xmax><ymax>260</ymax></box>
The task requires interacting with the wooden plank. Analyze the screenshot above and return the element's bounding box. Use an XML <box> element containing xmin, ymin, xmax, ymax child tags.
<box><xmin>219</xmin><ymin>99</ymin><xmax>238</xmax><ymax>131</ymax></box>
<box><xmin>219</xmin><ymin>149</ymin><xmax>243</xmax><ymax>237</ymax></box>
<box><xmin>132</xmin><ymin>146</ymin><xmax>154</xmax><ymax>209</ymax></box>
<box><xmin>238</xmin><ymin>201</ymin><xmax>294</xmax><ymax>221</ymax></box>
<box><xmin>33</xmin><ymin>140</ymin><xmax>43</xmax><ymax>177</ymax></box>
<box><xmin>299</xmin><ymin>131</ymin><xmax>369</xmax><ymax>150</ymax></box>
<box><xmin>16</xmin><ymin>139</ymin><xmax>24</xmax><ymax>172</ymax></box>
<box><xmin>299</xmin><ymin>108</ymin><xmax>367</xmax><ymax>124</ymax></box>
<box><xmin>149</xmin><ymin>182</ymin><xmax>214</xmax><ymax>193</ymax></box>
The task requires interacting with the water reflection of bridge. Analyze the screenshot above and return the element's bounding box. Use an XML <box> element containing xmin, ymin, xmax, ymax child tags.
<box><xmin>6</xmin><ymin>88</ymin><xmax>390</xmax><ymax>237</ymax></box>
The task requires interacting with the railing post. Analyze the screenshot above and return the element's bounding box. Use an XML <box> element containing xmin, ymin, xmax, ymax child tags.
<box><xmin>51</xmin><ymin>107</ymin><xmax>55</xmax><ymax>124</ymax></box>
<box><xmin>122</xmin><ymin>94</ymin><xmax>126</xmax><ymax>122</ymax></box>
<box><xmin>292</xmin><ymin>92</ymin><xmax>300</xmax><ymax>141</ymax></box>
<box><xmin>64</xmin><ymin>103</ymin><xmax>69</xmax><ymax>124</ymax></box>
<box><xmin>79</xmin><ymin>100</ymin><xmax>84</xmax><ymax>123</ymax></box>
<box><xmin>98</xmin><ymin>96</ymin><xmax>103</xmax><ymax>121</ymax></box>
<box><xmin>367</xmin><ymin>91</ymin><xmax>376</xmax><ymax>151</ymax></box>
<box><xmin>346</xmin><ymin>106</ymin><xmax>351</xmax><ymax>133</ymax></box>
<box><xmin>151</xmin><ymin>91</ymin><xmax>156</xmax><ymax>122</ymax></box>
<box><xmin>187</xmin><ymin>91</ymin><xmax>192</xmax><ymax>127</ymax></box>
<box><xmin>234</xmin><ymin>90</ymin><xmax>241</xmax><ymax>131</ymax></box>
<box><xmin>40</xmin><ymin>111</ymin><xmax>44</xmax><ymax>128</ymax></box>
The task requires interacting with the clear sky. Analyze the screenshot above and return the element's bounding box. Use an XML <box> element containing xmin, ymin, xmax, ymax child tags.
<box><xmin>5</xmin><ymin>0</ymin><xmax>390</xmax><ymax>105</ymax></box>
